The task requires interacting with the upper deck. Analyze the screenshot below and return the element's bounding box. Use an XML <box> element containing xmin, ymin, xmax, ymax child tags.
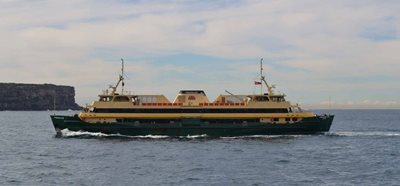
<box><xmin>83</xmin><ymin>58</ymin><xmax>305</xmax><ymax>114</ymax></box>
<box><xmin>86</xmin><ymin>89</ymin><xmax>296</xmax><ymax>114</ymax></box>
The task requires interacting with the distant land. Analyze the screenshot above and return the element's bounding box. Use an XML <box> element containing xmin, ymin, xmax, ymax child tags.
<box><xmin>0</xmin><ymin>83</ymin><xmax>81</xmax><ymax>111</ymax></box>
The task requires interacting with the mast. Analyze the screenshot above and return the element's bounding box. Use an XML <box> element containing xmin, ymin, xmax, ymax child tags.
<box><xmin>260</xmin><ymin>58</ymin><xmax>263</xmax><ymax>95</ymax></box>
<box><xmin>121</xmin><ymin>58</ymin><xmax>125</xmax><ymax>95</ymax></box>
<box><xmin>260</xmin><ymin>58</ymin><xmax>273</xmax><ymax>95</ymax></box>
<box><xmin>110</xmin><ymin>58</ymin><xmax>125</xmax><ymax>95</ymax></box>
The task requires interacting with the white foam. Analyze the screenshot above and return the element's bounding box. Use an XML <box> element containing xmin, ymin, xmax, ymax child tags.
<box><xmin>326</xmin><ymin>131</ymin><xmax>400</xmax><ymax>137</ymax></box>
<box><xmin>221</xmin><ymin>135</ymin><xmax>307</xmax><ymax>139</ymax></box>
<box><xmin>180</xmin><ymin>134</ymin><xmax>208</xmax><ymax>139</ymax></box>
<box><xmin>60</xmin><ymin>129</ymin><xmax>110</xmax><ymax>137</ymax></box>
<box><xmin>133</xmin><ymin>135</ymin><xmax>170</xmax><ymax>139</ymax></box>
<box><xmin>59</xmin><ymin>129</ymin><xmax>400</xmax><ymax>139</ymax></box>
<box><xmin>59</xmin><ymin>129</ymin><xmax>204</xmax><ymax>139</ymax></box>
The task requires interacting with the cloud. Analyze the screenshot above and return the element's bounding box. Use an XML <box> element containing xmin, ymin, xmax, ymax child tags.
<box><xmin>0</xmin><ymin>0</ymin><xmax>399</xmax><ymax>106</ymax></box>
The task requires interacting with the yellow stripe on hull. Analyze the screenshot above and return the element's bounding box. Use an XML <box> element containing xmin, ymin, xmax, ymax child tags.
<box><xmin>79</xmin><ymin>112</ymin><xmax>316</xmax><ymax>119</ymax></box>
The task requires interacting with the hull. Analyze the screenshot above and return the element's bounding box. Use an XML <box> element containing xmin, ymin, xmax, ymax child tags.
<box><xmin>50</xmin><ymin>115</ymin><xmax>334</xmax><ymax>137</ymax></box>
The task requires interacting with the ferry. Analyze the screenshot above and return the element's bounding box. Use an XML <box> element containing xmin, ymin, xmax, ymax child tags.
<box><xmin>51</xmin><ymin>59</ymin><xmax>333</xmax><ymax>137</ymax></box>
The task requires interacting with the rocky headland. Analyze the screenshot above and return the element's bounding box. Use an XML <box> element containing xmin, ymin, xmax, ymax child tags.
<box><xmin>0</xmin><ymin>83</ymin><xmax>81</xmax><ymax>111</ymax></box>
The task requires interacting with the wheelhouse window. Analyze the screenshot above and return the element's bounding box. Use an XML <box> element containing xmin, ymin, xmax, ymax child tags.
<box><xmin>271</xmin><ymin>96</ymin><xmax>285</xmax><ymax>102</ymax></box>
<box><xmin>254</xmin><ymin>96</ymin><xmax>269</xmax><ymax>102</ymax></box>
<box><xmin>113</xmin><ymin>96</ymin><xmax>130</xmax><ymax>102</ymax></box>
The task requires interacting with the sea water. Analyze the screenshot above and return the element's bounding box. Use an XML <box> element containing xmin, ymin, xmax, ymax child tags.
<box><xmin>0</xmin><ymin>110</ymin><xmax>399</xmax><ymax>185</ymax></box>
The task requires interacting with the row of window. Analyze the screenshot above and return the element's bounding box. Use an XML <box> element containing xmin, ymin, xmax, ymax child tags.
<box><xmin>113</xmin><ymin>118</ymin><xmax>299</xmax><ymax>124</ymax></box>
<box><xmin>272</xmin><ymin>118</ymin><xmax>299</xmax><ymax>122</ymax></box>
<box><xmin>94</xmin><ymin>108</ymin><xmax>289</xmax><ymax>113</ymax></box>
<box><xmin>116</xmin><ymin>118</ymin><xmax>260</xmax><ymax>124</ymax></box>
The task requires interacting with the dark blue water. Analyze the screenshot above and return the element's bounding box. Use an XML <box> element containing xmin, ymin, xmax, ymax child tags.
<box><xmin>0</xmin><ymin>110</ymin><xmax>399</xmax><ymax>185</ymax></box>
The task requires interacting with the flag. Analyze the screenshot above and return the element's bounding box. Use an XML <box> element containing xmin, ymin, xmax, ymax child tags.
<box><xmin>254</xmin><ymin>81</ymin><xmax>262</xmax><ymax>85</ymax></box>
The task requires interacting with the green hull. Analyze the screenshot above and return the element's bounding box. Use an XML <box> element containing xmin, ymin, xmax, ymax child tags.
<box><xmin>50</xmin><ymin>115</ymin><xmax>334</xmax><ymax>137</ymax></box>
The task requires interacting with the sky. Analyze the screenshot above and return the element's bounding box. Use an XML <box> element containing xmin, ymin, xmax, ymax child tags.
<box><xmin>0</xmin><ymin>0</ymin><xmax>399</xmax><ymax>108</ymax></box>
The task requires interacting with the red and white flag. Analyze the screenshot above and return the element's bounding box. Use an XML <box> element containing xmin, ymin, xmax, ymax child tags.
<box><xmin>254</xmin><ymin>81</ymin><xmax>262</xmax><ymax>85</ymax></box>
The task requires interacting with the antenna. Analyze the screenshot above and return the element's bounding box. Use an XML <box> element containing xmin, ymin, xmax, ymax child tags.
<box><xmin>259</xmin><ymin>58</ymin><xmax>274</xmax><ymax>96</ymax></box>
<box><xmin>260</xmin><ymin>58</ymin><xmax>263</xmax><ymax>95</ymax></box>
<box><xmin>110</xmin><ymin>58</ymin><xmax>126</xmax><ymax>95</ymax></box>
<box><xmin>121</xmin><ymin>58</ymin><xmax>125</xmax><ymax>94</ymax></box>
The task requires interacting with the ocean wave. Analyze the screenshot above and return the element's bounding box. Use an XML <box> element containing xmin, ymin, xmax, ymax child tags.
<box><xmin>57</xmin><ymin>129</ymin><xmax>312</xmax><ymax>140</ymax></box>
<box><xmin>180</xmin><ymin>134</ymin><xmax>208</xmax><ymax>139</ymax></box>
<box><xmin>221</xmin><ymin>135</ymin><xmax>307</xmax><ymax>140</ymax></box>
<box><xmin>57</xmin><ymin>129</ymin><xmax>208</xmax><ymax>139</ymax></box>
<box><xmin>57</xmin><ymin>129</ymin><xmax>400</xmax><ymax>140</ymax></box>
<box><xmin>325</xmin><ymin>131</ymin><xmax>400</xmax><ymax>137</ymax></box>
<box><xmin>59</xmin><ymin>129</ymin><xmax>110</xmax><ymax>137</ymax></box>
<box><xmin>57</xmin><ymin>129</ymin><xmax>308</xmax><ymax>140</ymax></box>
<box><xmin>58</xmin><ymin>129</ymin><xmax>169</xmax><ymax>139</ymax></box>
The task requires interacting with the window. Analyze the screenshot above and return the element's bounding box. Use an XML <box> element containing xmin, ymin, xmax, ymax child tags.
<box><xmin>99</xmin><ymin>96</ymin><xmax>112</xmax><ymax>102</ymax></box>
<box><xmin>138</xmin><ymin>96</ymin><xmax>157</xmax><ymax>103</ymax></box>
<box><xmin>285</xmin><ymin>118</ymin><xmax>290</xmax><ymax>122</ymax></box>
<box><xmin>273</xmin><ymin>118</ymin><xmax>279</xmax><ymax>122</ymax></box>
<box><xmin>113</xmin><ymin>96</ymin><xmax>130</xmax><ymax>102</ymax></box>
<box><xmin>292</xmin><ymin>118</ymin><xmax>298</xmax><ymax>122</ymax></box>
<box><xmin>255</xmin><ymin>96</ymin><xmax>269</xmax><ymax>102</ymax></box>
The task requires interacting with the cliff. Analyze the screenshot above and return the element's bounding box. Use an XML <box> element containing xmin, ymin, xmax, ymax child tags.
<box><xmin>0</xmin><ymin>83</ymin><xmax>81</xmax><ymax>111</ymax></box>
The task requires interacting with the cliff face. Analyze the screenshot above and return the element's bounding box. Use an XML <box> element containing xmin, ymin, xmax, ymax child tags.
<box><xmin>0</xmin><ymin>83</ymin><xmax>81</xmax><ymax>111</ymax></box>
